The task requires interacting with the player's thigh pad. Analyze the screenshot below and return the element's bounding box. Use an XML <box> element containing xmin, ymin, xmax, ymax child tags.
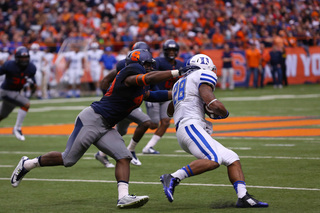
<box><xmin>95</xmin><ymin>128</ymin><xmax>132</xmax><ymax>161</ymax></box>
<box><xmin>116</xmin><ymin>118</ymin><xmax>131</xmax><ymax>136</ymax></box>
<box><xmin>126</xmin><ymin>107</ymin><xmax>150</xmax><ymax>124</ymax></box>
<box><xmin>62</xmin><ymin>107</ymin><xmax>114</xmax><ymax>166</ymax></box>
<box><xmin>176</xmin><ymin>119</ymin><xmax>222</xmax><ymax>164</ymax></box>
<box><xmin>145</xmin><ymin>101</ymin><xmax>160</xmax><ymax>124</ymax></box>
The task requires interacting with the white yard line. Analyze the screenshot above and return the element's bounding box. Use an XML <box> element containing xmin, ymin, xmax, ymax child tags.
<box><xmin>0</xmin><ymin>177</ymin><xmax>318</xmax><ymax>191</ymax></box>
<box><xmin>1</xmin><ymin>151</ymin><xmax>319</xmax><ymax>160</ymax></box>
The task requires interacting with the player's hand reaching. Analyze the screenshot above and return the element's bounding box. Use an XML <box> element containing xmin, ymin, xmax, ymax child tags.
<box><xmin>178</xmin><ymin>65</ymin><xmax>200</xmax><ymax>75</ymax></box>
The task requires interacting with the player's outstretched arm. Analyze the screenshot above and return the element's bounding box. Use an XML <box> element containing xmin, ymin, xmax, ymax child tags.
<box><xmin>124</xmin><ymin>65</ymin><xmax>199</xmax><ymax>87</ymax></box>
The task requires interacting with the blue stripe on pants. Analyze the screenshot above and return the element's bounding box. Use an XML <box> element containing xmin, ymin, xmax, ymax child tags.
<box><xmin>185</xmin><ymin>124</ymin><xmax>218</xmax><ymax>162</ymax></box>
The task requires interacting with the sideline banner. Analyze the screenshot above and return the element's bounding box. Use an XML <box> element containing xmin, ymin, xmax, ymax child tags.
<box><xmin>203</xmin><ymin>47</ymin><xmax>320</xmax><ymax>87</ymax></box>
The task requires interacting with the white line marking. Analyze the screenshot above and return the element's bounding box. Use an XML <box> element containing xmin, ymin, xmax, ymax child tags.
<box><xmin>1</xmin><ymin>151</ymin><xmax>319</xmax><ymax>160</ymax></box>
<box><xmin>0</xmin><ymin>165</ymin><xmax>12</xmax><ymax>167</ymax></box>
<box><xmin>0</xmin><ymin>178</ymin><xmax>318</xmax><ymax>191</ymax></box>
<box><xmin>264</xmin><ymin>144</ymin><xmax>296</xmax><ymax>147</ymax></box>
<box><xmin>221</xmin><ymin>94</ymin><xmax>320</xmax><ymax>101</ymax></box>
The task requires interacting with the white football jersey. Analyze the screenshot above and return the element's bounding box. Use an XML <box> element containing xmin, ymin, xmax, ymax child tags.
<box><xmin>29</xmin><ymin>50</ymin><xmax>45</xmax><ymax>71</ymax></box>
<box><xmin>172</xmin><ymin>69</ymin><xmax>218</xmax><ymax>125</ymax></box>
<box><xmin>64</xmin><ymin>51</ymin><xmax>85</xmax><ymax>70</ymax></box>
<box><xmin>87</xmin><ymin>49</ymin><xmax>103</xmax><ymax>69</ymax></box>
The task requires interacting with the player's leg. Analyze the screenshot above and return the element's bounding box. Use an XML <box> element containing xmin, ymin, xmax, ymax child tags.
<box><xmin>0</xmin><ymin>90</ymin><xmax>30</xmax><ymax>140</ymax></box>
<box><xmin>95</xmin><ymin>128</ymin><xmax>149</xmax><ymax>208</ymax></box>
<box><xmin>160</xmin><ymin>121</ymin><xmax>220</xmax><ymax>202</ymax></box>
<box><xmin>125</xmin><ymin>108</ymin><xmax>151</xmax><ymax>165</ymax></box>
<box><xmin>221</xmin><ymin>68</ymin><xmax>228</xmax><ymax>90</ymax></box>
<box><xmin>10</xmin><ymin>107</ymin><xmax>100</xmax><ymax>187</ymax></box>
<box><xmin>143</xmin><ymin>101</ymin><xmax>170</xmax><ymax>154</ymax></box>
<box><xmin>216</xmin><ymin>141</ymin><xmax>268</xmax><ymax>208</ymax></box>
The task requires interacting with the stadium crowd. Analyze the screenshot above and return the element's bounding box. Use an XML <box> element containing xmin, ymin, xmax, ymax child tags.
<box><xmin>0</xmin><ymin>0</ymin><xmax>319</xmax><ymax>54</ymax></box>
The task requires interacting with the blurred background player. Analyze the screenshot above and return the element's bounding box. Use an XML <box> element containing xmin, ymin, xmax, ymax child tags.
<box><xmin>160</xmin><ymin>54</ymin><xmax>268</xmax><ymax>208</ymax></box>
<box><xmin>99</xmin><ymin>46</ymin><xmax>117</xmax><ymax>77</ymax></box>
<box><xmin>143</xmin><ymin>39</ymin><xmax>184</xmax><ymax>154</ymax></box>
<box><xmin>0</xmin><ymin>46</ymin><xmax>36</xmax><ymax>141</ymax></box>
<box><xmin>42</xmin><ymin>46</ymin><xmax>56</xmax><ymax>99</ymax></box>
<box><xmin>95</xmin><ymin>41</ymin><xmax>153</xmax><ymax>166</ymax></box>
<box><xmin>87</xmin><ymin>42</ymin><xmax>104</xmax><ymax>96</ymax></box>
<box><xmin>63</xmin><ymin>44</ymin><xmax>86</xmax><ymax>98</ymax></box>
<box><xmin>0</xmin><ymin>46</ymin><xmax>11</xmax><ymax>86</ymax></box>
<box><xmin>29</xmin><ymin>43</ymin><xmax>47</xmax><ymax>99</ymax></box>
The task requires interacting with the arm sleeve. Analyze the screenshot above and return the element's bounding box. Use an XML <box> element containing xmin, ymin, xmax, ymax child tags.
<box><xmin>146</xmin><ymin>90</ymin><xmax>169</xmax><ymax>102</ymax></box>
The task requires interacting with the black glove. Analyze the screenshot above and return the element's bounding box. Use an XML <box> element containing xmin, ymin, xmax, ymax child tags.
<box><xmin>178</xmin><ymin>65</ymin><xmax>200</xmax><ymax>75</ymax></box>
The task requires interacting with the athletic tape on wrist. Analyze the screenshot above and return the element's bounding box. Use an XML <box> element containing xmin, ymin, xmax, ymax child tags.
<box><xmin>171</xmin><ymin>70</ymin><xmax>179</xmax><ymax>77</ymax></box>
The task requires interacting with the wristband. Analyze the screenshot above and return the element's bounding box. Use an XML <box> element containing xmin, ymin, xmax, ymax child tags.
<box><xmin>171</xmin><ymin>70</ymin><xmax>179</xmax><ymax>77</ymax></box>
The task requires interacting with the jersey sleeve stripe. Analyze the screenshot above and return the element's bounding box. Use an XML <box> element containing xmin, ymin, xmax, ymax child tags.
<box><xmin>201</xmin><ymin>73</ymin><xmax>217</xmax><ymax>82</ymax></box>
<box><xmin>200</xmin><ymin>77</ymin><xmax>217</xmax><ymax>86</ymax></box>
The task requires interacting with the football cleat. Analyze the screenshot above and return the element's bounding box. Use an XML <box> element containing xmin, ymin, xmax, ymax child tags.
<box><xmin>130</xmin><ymin>151</ymin><xmax>141</xmax><ymax>166</ymax></box>
<box><xmin>94</xmin><ymin>152</ymin><xmax>115</xmax><ymax>168</ymax></box>
<box><xmin>11</xmin><ymin>156</ymin><xmax>29</xmax><ymax>187</ymax></box>
<box><xmin>117</xmin><ymin>194</ymin><xmax>149</xmax><ymax>208</ymax></box>
<box><xmin>13</xmin><ymin>128</ymin><xmax>25</xmax><ymax>141</ymax></box>
<box><xmin>142</xmin><ymin>147</ymin><xmax>160</xmax><ymax>154</ymax></box>
<box><xmin>236</xmin><ymin>192</ymin><xmax>269</xmax><ymax>208</ymax></box>
<box><xmin>160</xmin><ymin>174</ymin><xmax>180</xmax><ymax>202</ymax></box>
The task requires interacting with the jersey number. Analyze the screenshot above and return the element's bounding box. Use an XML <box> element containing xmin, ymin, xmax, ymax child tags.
<box><xmin>172</xmin><ymin>78</ymin><xmax>186</xmax><ymax>106</ymax></box>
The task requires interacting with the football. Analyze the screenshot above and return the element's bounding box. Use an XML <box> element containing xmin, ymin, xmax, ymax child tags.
<box><xmin>204</xmin><ymin>104</ymin><xmax>216</xmax><ymax>119</ymax></box>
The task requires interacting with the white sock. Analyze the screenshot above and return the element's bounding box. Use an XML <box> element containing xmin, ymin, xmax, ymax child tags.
<box><xmin>233</xmin><ymin>181</ymin><xmax>247</xmax><ymax>198</ymax></box>
<box><xmin>15</xmin><ymin>108</ymin><xmax>27</xmax><ymax>129</ymax></box>
<box><xmin>144</xmin><ymin>134</ymin><xmax>161</xmax><ymax>150</ymax></box>
<box><xmin>171</xmin><ymin>167</ymin><xmax>190</xmax><ymax>181</ymax></box>
<box><xmin>118</xmin><ymin>181</ymin><xmax>129</xmax><ymax>200</ymax></box>
<box><xmin>98</xmin><ymin>151</ymin><xmax>106</xmax><ymax>157</ymax></box>
<box><xmin>127</xmin><ymin>138</ymin><xmax>138</xmax><ymax>152</ymax></box>
<box><xmin>24</xmin><ymin>158</ymin><xmax>40</xmax><ymax>171</ymax></box>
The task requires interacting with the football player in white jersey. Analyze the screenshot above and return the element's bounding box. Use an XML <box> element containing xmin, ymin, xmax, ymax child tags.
<box><xmin>63</xmin><ymin>45</ymin><xmax>85</xmax><ymax>98</ymax></box>
<box><xmin>160</xmin><ymin>54</ymin><xmax>268</xmax><ymax>208</ymax></box>
<box><xmin>87</xmin><ymin>42</ymin><xmax>104</xmax><ymax>96</ymax></box>
<box><xmin>43</xmin><ymin>47</ymin><xmax>56</xmax><ymax>99</ymax></box>
<box><xmin>0</xmin><ymin>47</ymin><xmax>11</xmax><ymax>86</ymax></box>
<box><xmin>29</xmin><ymin>43</ymin><xmax>47</xmax><ymax>99</ymax></box>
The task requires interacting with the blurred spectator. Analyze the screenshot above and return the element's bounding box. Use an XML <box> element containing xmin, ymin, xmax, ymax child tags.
<box><xmin>211</xmin><ymin>27</ymin><xmax>224</xmax><ymax>49</ymax></box>
<box><xmin>269</xmin><ymin>44</ymin><xmax>283</xmax><ymax>89</ymax></box>
<box><xmin>221</xmin><ymin>43</ymin><xmax>234</xmax><ymax>90</ymax></box>
<box><xmin>245</xmin><ymin>42</ymin><xmax>261</xmax><ymax>88</ymax></box>
<box><xmin>281</xmin><ymin>46</ymin><xmax>288</xmax><ymax>86</ymax></box>
<box><xmin>259</xmin><ymin>43</ymin><xmax>270</xmax><ymax>88</ymax></box>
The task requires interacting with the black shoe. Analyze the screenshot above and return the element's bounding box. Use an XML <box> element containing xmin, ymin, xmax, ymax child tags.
<box><xmin>236</xmin><ymin>192</ymin><xmax>268</xmax><ymax>208</ymax></box>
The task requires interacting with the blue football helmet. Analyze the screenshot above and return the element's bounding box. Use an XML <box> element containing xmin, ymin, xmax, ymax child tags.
<box><xmin>15</xmin><ymin>46</ymin><xmax>30</xmax><ymax>67</ymax></box>
<box><xmin>163</xmin><ymin>39</ymin><xmax>179</xmax><ymax>60</ymax></box>
<box><xmin>125</xmin><ymin>49</ymin><xmax>155</xmax><ymax>71</ymax></box>
<box><xmin>132</xmin><ymin>41</ymin><xmax>150</xmax><ymax>52</ymax></box>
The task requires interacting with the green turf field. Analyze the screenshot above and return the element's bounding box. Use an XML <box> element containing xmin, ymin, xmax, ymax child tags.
<box><xmin>0</xmin><ymin>84</ymin><xmax>319</xmax><ymax>213</ymax></box>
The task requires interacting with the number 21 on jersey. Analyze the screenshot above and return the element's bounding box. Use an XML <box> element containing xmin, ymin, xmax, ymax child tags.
<box><xmin>172</xmin><ymin>78</ymin><xmax>186</xmax><ymax>106</ymax></box>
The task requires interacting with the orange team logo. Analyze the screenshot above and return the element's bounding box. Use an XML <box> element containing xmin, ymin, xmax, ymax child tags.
<box><xmin>131</xmin><ymin>51</ymin><xmax>140</xmax><ymax>61</ymax></box>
